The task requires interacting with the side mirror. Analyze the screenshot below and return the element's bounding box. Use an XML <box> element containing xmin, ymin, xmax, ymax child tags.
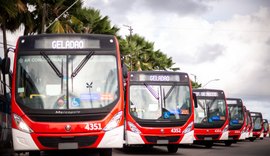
<box><xmin>192</xmin><ymin>93</ymin><xmax>198</xmax><ymax>108</ymax></box>
<box><xmin>122</xmin><ymin>63</ymin><xmax>128</xmax><ymax>79</ymax></box>
<box><xmin>121</xmin><ymin>55</ymin><xmax>128</xmax><ymax>79</ymax></box>
<box><xmin>1</xmin><ymin>57</ymin><xmax>10</xmax><ymax>74</ymax></box>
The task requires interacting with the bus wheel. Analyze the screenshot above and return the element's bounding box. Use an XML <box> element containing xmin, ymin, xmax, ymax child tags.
<box><xmin>28</xmin><ymin>151</ymin><xmax>40</xmax><ymax>156</ymax></box>
<box><xmin>167</xmin><ymin>145</ymin><xmax>178</xmax><ymax>153</ymax></box>
<box><xmin>225</xmin><ymin>141</ymin><xmax>232</xmax><ymax>146</ymax></box>
<box><xmin>99</xmin><ymin>148</ymin><xmax>112</xmax><ymax>156</ymax></box>
<box><xmin>205</xmin><ymin>142</ymin><xmax>213</xmax><ymax>148</ymax></box>
<box><xmin>260</xmin><ymin>138</ymin><xmax>263</xmax><ymax>140</ymax></box>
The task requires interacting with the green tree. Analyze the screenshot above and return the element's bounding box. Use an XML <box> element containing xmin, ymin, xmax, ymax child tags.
<box><xmin>20</xmin><ymin>0</ymin><xmax>83</xmax><ymax>34</ymax></box>
<box><xmin>192</xmin><ymin>81</ymin><xmax>202</xmax><ymax>89</ymax></box>
<box><xmin>0</xmin><ymin>0</ymin><xmax>26</xmax><ymax>56</ymax></box>
<box><xmin>120</xmin><ymin>34</ymin><xmax>179</xmax><ymax>71</ymax></box>
<box><xmin>20</xmin><ymin>1</ymin><xmax>118</xmax><ymax>35</ymax></box>
<box><xmin>72</xmin><ymin>7</ymin><xmax>119</xmax><ymax>34</ymax></box>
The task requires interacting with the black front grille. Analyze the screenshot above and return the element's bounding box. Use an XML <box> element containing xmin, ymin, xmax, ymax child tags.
<box><xmin>38</xmin><ymin>136</ymin><xmax>98</xmax><ymax>148</ymax></box>
<box><xmin>253</xmin><ymin>129</ymin><xmax>262</xmax><ymax>132</ymax></box>
<box><xmin>196</xmin><ymin>135</ymin><xmax>220</xmax><ymax>140</ymax></box>
<box><xmin>229</xmin><ymin>124</ymin><xmax>243</xmax><ymax>130</ymax></box>
<box><xmin>28</xmin><ymin>113</ymin><xmax>107</xmax><ymax>122</ymax></box>
<box><xmin>195</xmin><ymin>122</ymin><xmax>224</xmax><ymax>128</ymax></box>
<box><xmin>144</xmin><ymin>136</ymin><xmax>180</xmax><ymax>143</ymax></box>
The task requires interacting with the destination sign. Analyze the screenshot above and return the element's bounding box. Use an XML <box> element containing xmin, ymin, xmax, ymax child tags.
<box><xmin>194</xmin><ymin>91</ymin><xmax>219</xmax><ymax>97</ymax></box>
<box><xmin>129</xmin><ymin>72</ymin><xmax>189</xmax><ymax>83</ymax></box>
<box><xmin>34</xmin><ymin>38</ymin><xmax>100</xmax><ymax>49</ymax></box>
<box><xmin>141</xmin><ymin>74</ymin><xmax>179</xmax><ymax>82</ymax></box>
<box><xmin>227</xmin><ymin>99</ymin><xmax>242</xmax><ymax>105</ymax></box>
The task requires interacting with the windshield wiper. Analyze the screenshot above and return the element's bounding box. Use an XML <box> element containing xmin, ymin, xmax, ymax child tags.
<box><xmin>164</xmin><ymin>84</ymin><xmax>176</xmax><ymax>99</ymax></box>
<box><xmin>71</xmin><ymin>51</ymin><xmax>95</xmax><ymax>78</ymax></box>
<box><xmin>197</xmin><ymin>101</ymin><xmax>205</xmax><ymax>110</ymax></box>
<box><xmin>144</xmin><ymin>83</ymin><xmax>159</xmax><ymax>100</ymax></box>
<box><xmin>40</xmin><ymin>51</ymin><xmax>63</xmax><ymax>78</ymax></box>
<box><xmin>209</xmin><ymin>98</ymin><xmax>217</xmax><ymax>109</ymax></box>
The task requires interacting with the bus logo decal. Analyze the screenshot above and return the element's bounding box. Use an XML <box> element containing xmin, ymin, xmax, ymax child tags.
<box><xmin>65</xmin><ymin>125</ymin><xmax>72</xmax><ymax>132</ymax></box>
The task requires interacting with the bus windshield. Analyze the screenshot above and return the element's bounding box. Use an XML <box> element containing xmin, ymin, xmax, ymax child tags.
<box><xmin>195</xmin><ymin>99</ymin><xmax>226</xmax><ymax>124</ymax></box>
<box><xmin>16</xmin><ymin>54</ymin><xmax>118</xmax><ymax>110</ymax></box>
<box><xmin>129</xmin><ymin>84</ymin><xmax>191</xmax><ymax>120</ymax></box>
<box><xmin>252</xmin><ymin>116</ymin><xmax>262</xmax><ymax>130</ymax></box>
<box><xmin>229</xmin><ymin>106</ymin><xmax>244</xmax><ymax>125</ymax></box>
<box><xmin>263</xmin><ymin>122</ymin><xmax>269</xmax><ymax>131</ymax></box>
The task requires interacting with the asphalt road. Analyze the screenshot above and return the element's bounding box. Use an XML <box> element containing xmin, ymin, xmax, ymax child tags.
<box><xmin>1</xmin><ymin>138</ymin><xmax>270</xmax><ymax>156</ymax></box>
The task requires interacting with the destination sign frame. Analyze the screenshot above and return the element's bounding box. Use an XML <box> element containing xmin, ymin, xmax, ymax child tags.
<box><xmin>226</xmin><ymin>98</ymin><xmax>242</xmax><ymax>105</ymax></box>
<box><xmin>18</xmin><ymin>34</ymin><xmax>116</xmax><ymax>51</ymax></box>
<box><xmin>129</xmin><ymin>72</ymin><xmax>189</xmax><ymax>83</ymax></box>
<box><xmin>193</xmin><ymin>89</ymin><xmax>225</xmax><ymax>98</ymax></box>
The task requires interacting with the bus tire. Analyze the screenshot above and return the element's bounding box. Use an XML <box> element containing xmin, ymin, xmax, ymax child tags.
<box><xmin>99</xmin><ymin>148</ymin><xmax>112</xmax><ymax>156</ymax></box>
<box><xmin>29</xmin><ymin>151</ymin><xmax>40</xmax><ymax>156</ymax></box>
<box><xmin>225</xmin><ymin>141</ymin><xmax>232</xmax><ymax>146</ymax></box>
<box><xmin>167</xmin><ymin>145</ymin><xmax>178</xmax><ymax>153</ymax></box>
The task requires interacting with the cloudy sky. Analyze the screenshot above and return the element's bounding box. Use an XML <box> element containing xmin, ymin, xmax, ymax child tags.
<box><xmin>83</xmin><ymin>0</ymin><xmax>270</xmax><ymax>120</ymax></box>
<box><xmin>1</xmin><ymin>0</ymin><xmax>269</xmax><ymax>120</ymax></box>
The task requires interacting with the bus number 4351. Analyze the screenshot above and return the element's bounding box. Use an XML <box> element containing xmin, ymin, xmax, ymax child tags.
<box><xmin>85</xmin><ymin>123</ymin><xmax>102</xmax><ymax>131</ymax></box>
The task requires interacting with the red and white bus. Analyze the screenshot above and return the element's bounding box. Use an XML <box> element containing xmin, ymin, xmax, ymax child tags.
<box><xmin>250</xmin><ymin>112</ymin><xmax>263</xmax><ymax>141</ymax></box>
<box><xmin>124</xmin><ymin>71</ymin><xmax>197</xmax><ymax>153</ymax></box>
<box><xmin>242</xmin><ymin>106</ymin><xmax>249</xmax><ymax>139</ymax></box>
<box><xmin>10</xmin><ymin>34</ymin><xmax>125</xmax><ymax>156</ymax></box>
<box><xmin>245</xmin><ymin>110</ymin><xmax>253</xmax><ymax>140</ymax></box>
<box><xmin>193</xmin><ymin>89</ymin><xmax>229</xmax><ymax>148</ymax></box>
<box><xmin>226</xmin><ymin>98</ymin><xmax>246</xmax><ymax>144</ymax></box>
<box><xmin>263</xmin><ymin>119</ymin><xmax>269</xmax><ymax>138</ymax></box>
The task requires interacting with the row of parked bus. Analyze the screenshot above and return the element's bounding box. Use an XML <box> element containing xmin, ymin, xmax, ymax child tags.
<box><xmin>0</xmin><ymin>34</ymin><xmax>269</xmax><ymax>156</ymax></box>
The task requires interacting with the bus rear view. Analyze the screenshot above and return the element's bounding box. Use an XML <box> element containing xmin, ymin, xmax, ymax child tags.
<box><xmin>193</xmin><ymin>89</ymin><xmax>229</xmax><ymax>148</ymax></box>
<box><xmin>227</xmin><ymin>98</ymin><xmax>246</xmax><ymax>143</ymax></box>
<box><xmin>11</xmin><ymin>34</ymin><xmax>124</xmax><ymax>156</ymax></box>
<box><xmin>125</xmin><ymin>71</ymin><xmax>196</xmax><ymax>153</ymax></box>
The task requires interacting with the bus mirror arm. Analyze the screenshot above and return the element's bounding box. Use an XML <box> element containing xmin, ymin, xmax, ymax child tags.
<box><xmin>192</xmin><ymin>93</ymin><xmax>198</xmax><ymax>108</ymax></box>
<box><xmin>122</xmin><ymin>63</ymin><xmax>128</xmax><ymax>79</ymax></box>
<box><xmin>1</xmin><ymin>57</ymin><xmax>11</xmax><ymax>74</ymax></box>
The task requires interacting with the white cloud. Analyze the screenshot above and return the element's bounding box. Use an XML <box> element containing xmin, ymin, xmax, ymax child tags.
<box><xmin>110</xmin><ymin>4</ymin><xmax>270</xmax><ymax>119</ymax></box>
<box><xmin>1</xmin><ymin>0</ymin><xmax>269</xmax><ymax>120</ymax></box>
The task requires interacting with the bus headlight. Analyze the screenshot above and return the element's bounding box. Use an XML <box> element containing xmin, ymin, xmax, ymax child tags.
<box><xmin>13</xmin><ymin>114</ymin><xmax>33</xmax><ymax>134</ymax></box>
<box><xmin>103</xmin><ymin>111</ymin><xmax>123</xmax><ymax>131</ymax></box>
<box><xmin>183</xmin><ymin>122</ymin><xmax>193</xmax><ymax>134</ymax></box>
<box><xmin>128</xmin><ymin>121</ymin><xmax>141</xmax><ymax>134</ymax></box>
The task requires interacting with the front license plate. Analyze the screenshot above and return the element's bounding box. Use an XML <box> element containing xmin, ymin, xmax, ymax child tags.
<box><xmin>204</xmin><ymin>137</ymin><xmax>212</xmax><ymax>140</ymax></box>
<box><xmin>58</xmin><ymin>143</ymin><xmax>78</xmax><ymax>150</ymax></box>
<box><xmin>157</xmin><ymin>140</ymin><xmax>169</xmax><ymax>144</ymax></box>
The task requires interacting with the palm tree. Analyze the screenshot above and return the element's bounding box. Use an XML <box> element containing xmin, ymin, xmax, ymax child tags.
<box><xmin>21</xmin><ymin>0</ymin><xmax>83</xmax><ymax>34</ymax></box>
<box><xmin>0</xmin><ymin>0</ymin><xmax>26</xmax><ymax>56</ymax></box>
<box><xmin>192</xmin><ymin>81</ymin><xmax>202</xmax><ymax>89</ymax></box>
<box><xmin>120</xmin><ymin>34</ymin><xmax>179</xmax><ymax>71</ymax></box>
<box><xmin>73</xmin><ymin>7</ymin><xmax>119</xmax><ymax>34</ymax></box>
